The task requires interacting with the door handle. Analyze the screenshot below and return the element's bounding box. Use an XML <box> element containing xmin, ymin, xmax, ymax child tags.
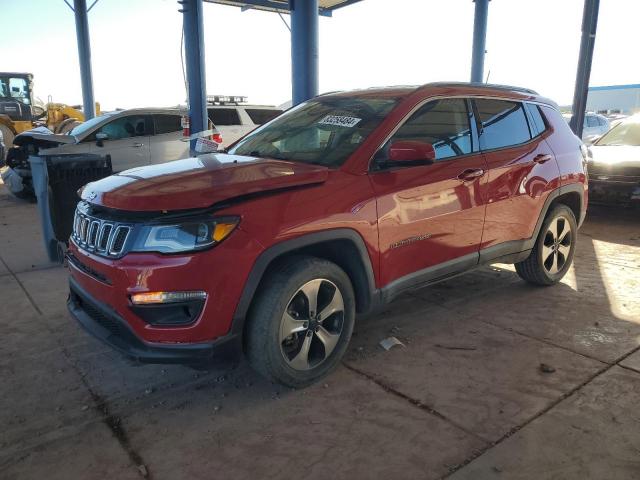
<box><xmin>457</xmin><ymin>168</ymin><xmax>485</xmax><ymax>181</ymax></box>
<box><xmin>132</xmin><ymin>142</ymin><xmax>144</xmax><ymax>148</ymax></box>
<box><xmin>533</xmin><ymin>154</ymin><xmax>552</xmax><ymax>164</ymax></box>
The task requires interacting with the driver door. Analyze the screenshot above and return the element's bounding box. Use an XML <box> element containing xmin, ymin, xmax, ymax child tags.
<box><xmin>89</xmin><ymin>114</ymin><xmax>152</xmax><ymax>172</ymax></box>
<box><xmin>369</xmin><ymin>98</ymin><xmax>489</xmax><ymax>288</ymax></box>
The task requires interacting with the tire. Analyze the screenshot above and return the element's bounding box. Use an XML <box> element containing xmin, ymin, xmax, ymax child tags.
<box><xmin>515</xmin><ymin>204</ymin><xmax>578</xmax><ymax>286</ymax></box>
<box><xmin>55</xmin><ymin>118</ymin><xmax>81</xmax><ymax>134</ymax></box>
<box><xmin>245</xmin><ymin>255</ymin><xmax>356</xmax><ymax>388</ymax></box>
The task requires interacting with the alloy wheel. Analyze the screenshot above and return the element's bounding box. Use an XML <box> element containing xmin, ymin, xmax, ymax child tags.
<box><xmin>542</xmin><ymin>215</ymin><xmax>572</xmax><ymax>274</ymax></box>
<box><xmin>279</xmin><ymin>278</ymin><xmax>345</xmax><ymax>371</ymax></box>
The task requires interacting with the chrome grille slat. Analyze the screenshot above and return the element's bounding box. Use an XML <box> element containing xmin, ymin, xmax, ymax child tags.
<box><xmin>87</xmin><ymin>221</ymin><xmax>100</xmax><ymax>247</ymax></box>
<box><xmin>97</xmin><ymin>223</ymin><xmax>113</xmax><ymax>251</ymax></box>
<box><xmin>109</xmin><ymin>226</ymin><xmax>130</xmax><ymax>255</ymax></box>
<box><xmin>71</xmin><ymin>207</ymin><xmax>131</xmax><ymax>258</ymax></box>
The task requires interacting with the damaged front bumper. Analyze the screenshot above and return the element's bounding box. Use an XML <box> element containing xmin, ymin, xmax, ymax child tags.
<box><xmin>589</xmin><ymin>178</ymin><xmax>640</xmax><ymax>205</ymax></box>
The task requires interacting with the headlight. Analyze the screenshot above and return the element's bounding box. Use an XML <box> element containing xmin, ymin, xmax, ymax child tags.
<box><xmin>132</xmin><ymin>217</ymin><xmax>239</xmax><ymax>253</ymax></box>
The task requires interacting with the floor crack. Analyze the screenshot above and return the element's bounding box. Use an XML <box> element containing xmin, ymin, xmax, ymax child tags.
<box><xmin>342</xmin><ymin>362</ymin><xmax>490</xmax><ymax>445</ymax></box>
<box><xmin>439</xmin><ymin>342</ymin><xmax>640</xmax><ymax>478</ymax></box>
<box><xmin>0</xmin><ymin>253</ymin><xmax>151</xmax><ymax>479</ymax></box>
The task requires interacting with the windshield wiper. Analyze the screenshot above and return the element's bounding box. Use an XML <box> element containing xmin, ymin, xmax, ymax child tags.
<box><xmin>247</xmin><ymin>150</ymin><xmax>291</xmax><ymax>161</ymax></box>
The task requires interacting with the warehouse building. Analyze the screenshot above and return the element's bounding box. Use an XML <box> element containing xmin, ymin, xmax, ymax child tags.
<box><xmin>586</xmin><ymin>83</ymin><xmax>640</xmax><ymax>114</ymax></box>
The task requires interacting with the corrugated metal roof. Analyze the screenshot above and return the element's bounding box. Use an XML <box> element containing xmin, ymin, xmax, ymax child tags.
<box><xmin>204</xmin><ymin>0</ymin><xmax>363</xmax><ymax>16</ymax></box>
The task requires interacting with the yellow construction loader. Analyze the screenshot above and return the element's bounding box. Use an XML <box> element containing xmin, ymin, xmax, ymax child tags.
<box><xmin>0</xmin><ymin>72</ymin><xmax>100</xmax><ymax>153</ymax></box>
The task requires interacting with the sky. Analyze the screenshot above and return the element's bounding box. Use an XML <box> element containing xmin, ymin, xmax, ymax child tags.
<box><xmin>1</xmin><ymin>0</ymin><xmax>638</xmax><ymax>111</ymax></box>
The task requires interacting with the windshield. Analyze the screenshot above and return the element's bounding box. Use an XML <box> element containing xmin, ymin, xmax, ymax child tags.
<box><xmin>595</xmin><ymin>117</ymin><xmax>640</xmax><ymax>146</ymax></box>
<box><xmin>68</xmin><ymin>113</ymin><xmax>114</xmax><ymax>137</ymax></box>
<box><xmin>228</xmin><ymin>96</ymin><xmax>399</xmax><ymax>167</ymax></box>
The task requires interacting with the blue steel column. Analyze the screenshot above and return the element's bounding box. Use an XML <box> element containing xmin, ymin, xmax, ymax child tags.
<box><xmin>470</xmin><ymin>0</ymin><xmax>489</xmax><ymax>83</ymax></box>
<box><xmin>290</xmin><ymin>0</ymin><xmax>319</xmax><ymax>105</ymax></box>
<box><xmin>180</xmin><ymin>0</ymin><xmax>208</xmax><ymax>152</ymax></box>
<box><xmin>73</xmin><ymin>0</ymin><xmax>96</xmax><ymax>119</ymax></box>
<box><xmin>570</xmin><ymin>0</ymin><xmax>600</xmax><ymax>137</ymax></box>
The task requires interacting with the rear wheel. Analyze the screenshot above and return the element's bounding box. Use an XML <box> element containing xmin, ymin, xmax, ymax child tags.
<box><xmin>245</xmin><ymin>256</ymin><xmax>355</xmax><ymax>388</ymax></box>
<box><xmin>515</xmin><ymin>205</ymin><xmax>577</xmax><ymax>286</ymax></box>
<box><xmin>55</xmin><ymin>118</ymin><xmax>81</xmax><ymax>134</ymax></box>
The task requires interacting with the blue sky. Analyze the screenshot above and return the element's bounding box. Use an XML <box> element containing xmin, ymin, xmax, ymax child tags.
<box><xmin>2</xmin><ymin>0</ymin><xmax>638</xmax><ymax>110</ymax></box>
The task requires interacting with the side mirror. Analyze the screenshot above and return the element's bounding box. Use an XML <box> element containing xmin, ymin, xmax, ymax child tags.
<box><xmin>387</xmin><ymin>140</ymin><xmax>436</xmax><ymax>164</ymax></box>
<box><xmin>95</xmin><ymin>132</ymin><xmax>108</xmax><ymax>147</ymax></box>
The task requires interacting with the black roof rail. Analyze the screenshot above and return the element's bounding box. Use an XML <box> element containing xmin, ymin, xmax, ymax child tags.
<box><xmin>422</xmin><ymin>82</ymin><xmax>539</xmax><ymax>95</ymax></box>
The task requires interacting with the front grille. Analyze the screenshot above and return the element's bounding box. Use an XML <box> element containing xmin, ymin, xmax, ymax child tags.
<box><xmin>589</xmin><ymin>162</ymin><xmax>640</xmax><ymax>182</ymax></box>
<box><xmin>72</xmin><ymin>207</ymin><xmax>132</xmax><ymax>258</ymax></box>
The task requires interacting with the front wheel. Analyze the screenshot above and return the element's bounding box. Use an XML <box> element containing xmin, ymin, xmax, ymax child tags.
<box><xmin>245</xmin><ymin>256</ymin><xmax>355</xmax><ymax>388</ymax></box>
<box><xmin>515</xmin><ymin>204</ymin><xmax>577</xmax><ymax>286</ymax></box>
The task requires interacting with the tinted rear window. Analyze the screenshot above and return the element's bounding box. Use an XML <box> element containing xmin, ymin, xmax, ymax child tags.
<box><xmin>245</xmin><ymin>108</ymin><xmax>282</xmax><ymax>125</ymax></box>
<box><xmin>208</xmin><ymin>108</ymin><xmax>241</xmax><ymax>126</ymax></box>
<box><xmin>154</xmin><ymin>114</ymin><xmax>182</xmax><ymax>134</ymax></box>
<box><xmin>475</xmin><ymin>99</ymin><xmax>531</xmax><ymax>150</ymax></box>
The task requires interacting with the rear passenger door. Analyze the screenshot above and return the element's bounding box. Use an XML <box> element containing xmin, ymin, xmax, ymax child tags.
<box><xmin>370</xmin><ymin>98</ymin><xmax>489</xmax><ymax>288</ymax></box>
<box><xmin>150</xmin><ymin>114</ymin><xmax>189</xmax><ymax>164</ymax></box>
<box><xmin>474</xmin><ymin>99</ymin><xmax>560</xmax><ymax>254</ymax></box>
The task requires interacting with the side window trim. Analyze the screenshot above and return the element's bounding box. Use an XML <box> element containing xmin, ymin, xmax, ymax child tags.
<box><xmin>466</xmin><ymin>98</ymin><xmax>480</xmax><ymax>153</ymax></box>
<box><xmin>370</xmin><ymin>97</ymin><xmax>476</xmax><ymax>172</ymax></box>
<box><xmin>523</xmin><ymin>103</ymin><xmax>537</xmax><ymax>137</ymax></box>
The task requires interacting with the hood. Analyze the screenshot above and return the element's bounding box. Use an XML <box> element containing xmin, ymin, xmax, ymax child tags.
<box><xmin>589</xmin><ymin>145</ymin><xmax>640</xmax><ymax>175</ymax></box>
<box><xmin>81</xmin><ymin>153</ymin><xmax>329</xmax><ymax>212</ymax></box>
<box><xmin>14</xmin><ymin>126</ymin><xmax>77</xmax><ymax>147</ymax></box>
<box><xmin>590</xmin><ymin>145</ymin><xmax>640</xmax><ymax>166</ymax></box>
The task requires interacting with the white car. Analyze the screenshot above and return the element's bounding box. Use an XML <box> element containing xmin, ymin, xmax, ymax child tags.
<box><xmin>563</xmin><ymin>112</ymin><xmax>610</xmax><ymax>142</ymax></box>
<box><xmin>206</xmin><ymin>97</ymin><xmax>282</xmax><ymax>148</ymax></box>
<box><xmin>3</xmin><ymin>108</ymin><xmax>189</xmax><ymax>198</ymax></box>
<box><xmin>39</xmin><ymin>108</ymin><xmax>189</xmax><ymax>172</ymax></box>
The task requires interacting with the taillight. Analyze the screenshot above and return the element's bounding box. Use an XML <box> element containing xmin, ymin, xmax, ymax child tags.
<box><xmin>212</xmin><ymin>133</ymin><xmax>223</xmax><ymax>144</ymax></box>
<box><xmin>181</xmin><ymin>115</ymin><xmax>190</xmax><ymax>138</ymax></box>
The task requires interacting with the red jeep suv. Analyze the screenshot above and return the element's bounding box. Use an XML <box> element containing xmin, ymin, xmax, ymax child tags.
<box><xmin>67</xmin><ymin>83</ymin><xmax>588</xmax><ymax>387</ymax></box>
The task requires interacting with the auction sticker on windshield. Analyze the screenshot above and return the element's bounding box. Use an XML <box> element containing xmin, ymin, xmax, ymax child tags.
<box><xmin>319</xmin><ymin>115</ymin><xmax>362</xmax><ymax>128</ymax></box>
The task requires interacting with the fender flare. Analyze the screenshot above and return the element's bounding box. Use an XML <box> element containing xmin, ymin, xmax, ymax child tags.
<box><xmin>531</xmin><ymin>183</ymin><xmax>585</xmax><ymax>242</ymax></box>
<box><xmin>230</xmin><ymin>228</ymin><xmax>378</xmax><ymax>337</ymax></box>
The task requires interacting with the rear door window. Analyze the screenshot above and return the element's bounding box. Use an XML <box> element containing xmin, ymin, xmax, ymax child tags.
<box><xmin>245</xmin><ymin>108</ymin><xmax>282</xmax><ymax>125</ymax></box>
<box><xmin>208</xmin><ymin>108</ymin><xmax>241</xmax><ymax>126</ymax></box>
<box><xmin>154</xmin><ymin>114</ymin><xmax>182</xmax><ymax>135</ymax></box>
<box><xmin>475</xmin><ymin>99</ymin><xmax>531</xmax><ymax>150</ymax></box>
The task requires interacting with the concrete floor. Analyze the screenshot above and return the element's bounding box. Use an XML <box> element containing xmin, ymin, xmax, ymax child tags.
<box><xmin>1</xmin><ymin>184</ymin><xmax>639</xmax><ymax>480</ymax></box>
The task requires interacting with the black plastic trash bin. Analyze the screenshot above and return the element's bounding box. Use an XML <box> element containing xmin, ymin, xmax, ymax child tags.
<box><xmin>29</xmin><ymin>154</ymin><xmax>112</xmax><ymax>262</ymax></box>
